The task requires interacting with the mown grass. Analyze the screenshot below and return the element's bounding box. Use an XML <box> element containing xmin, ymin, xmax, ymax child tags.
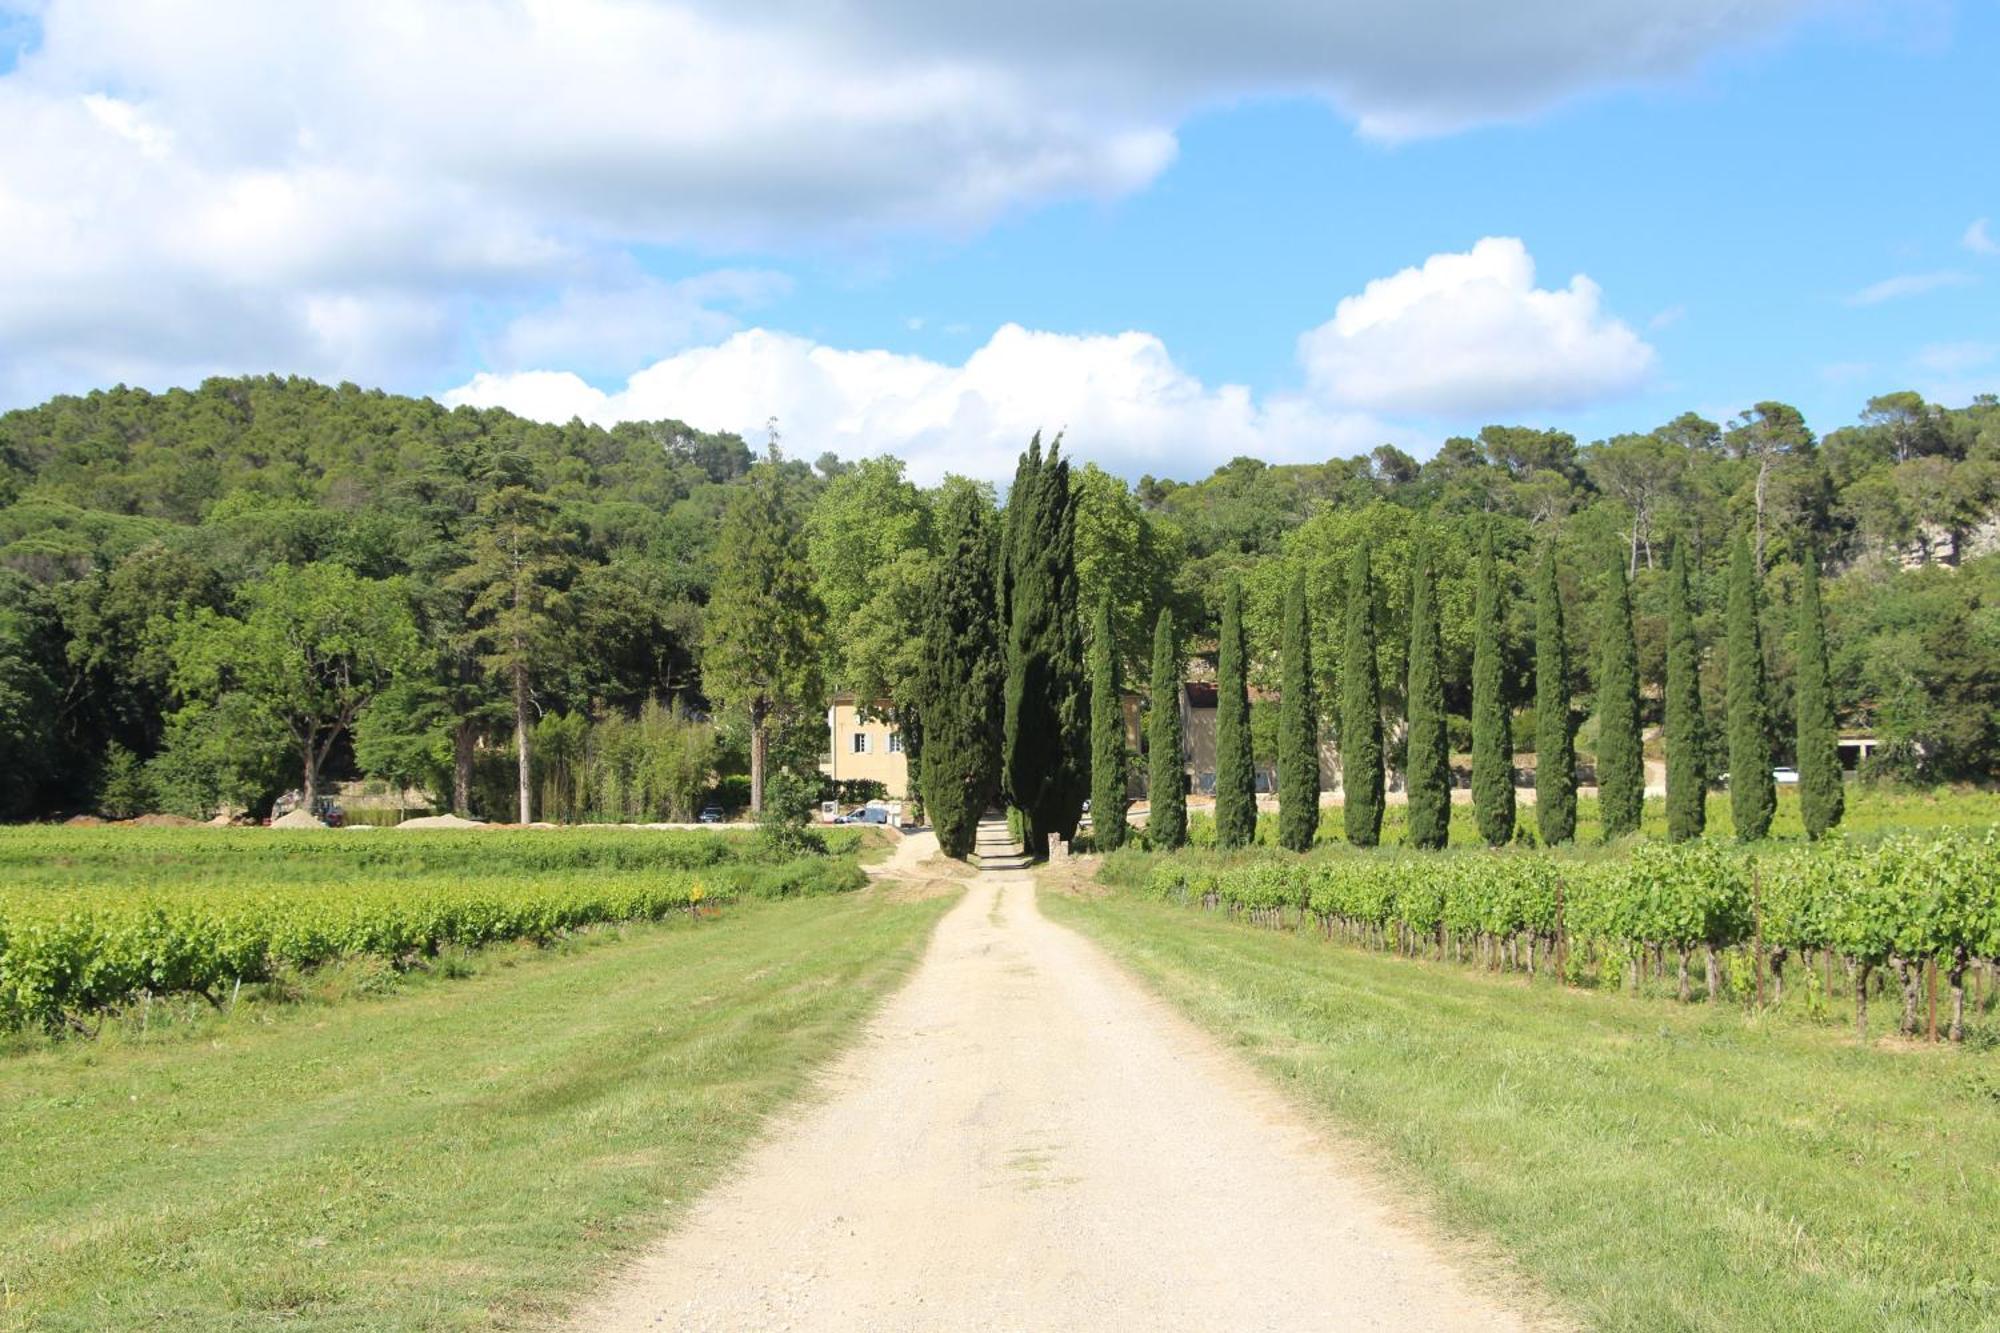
<box><xmin>1046</xmin><ymin>887</ymin><xmax>2000</xmax><ymax>1332</ymax></box>
<box><xmin>0</xmin><ymin>889</ymin><xmax>952</xmax><ymax>1331</ymax></box>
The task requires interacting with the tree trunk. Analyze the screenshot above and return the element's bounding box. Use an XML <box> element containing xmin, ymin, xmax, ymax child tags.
<box><xmin>453</xmin><ymin>720</ymin><xmax>476</xmax><ymax>816</ymax></box>
<box><xmin>1892</xmin><ymin>957</ymin><xmax>1922</xmax><ymax>1037</ymax></box>
<box><xmin>1705</xmin><ymin>947</ymin><xmax>1722</xmax><ymax>1002</ymax></box>
<box><xmin>749</xmin><ymin>703</ymin><xmax>769</xmax><ymax>815</ymax></box>
<box><xmin>1948</xmin><ymin>948</ymin><xmax>1968</xmax><ymax>1044</ymax></box>
<box><xmin>302</xmin><ymin>741</ymin><xmax>318</xmax><ymax>807</ymax></box>
<box><xmin>514</xmin><ymin>662</ymin><xmax>532</xmax><ymax>825</ymax></box>
<box><xmin>1677</xmin><ymin>948</ymin><xmax>1691</xmax><ymax>1003</ymax></box>
<box><xmin>1855</xmin><ymin>962</ymin><xmax>1871</xmax><ymax>1041</ymax></box>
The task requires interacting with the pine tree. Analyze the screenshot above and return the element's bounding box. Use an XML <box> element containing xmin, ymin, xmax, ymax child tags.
<box><xmin>1000</xmin><ymin>435</ymin><xmax>1088</xmax><ymax>856</ymax></box>
<box><xmin>1664</xmin><ymin>537</ymin><xmax>1707</xmax><ymax>842</ymax></box>
<box><xmin>1341</xmin><ymin>544</ymin><xmax>1384</xmax><ymax>847</ymax></box>
<box><xmin>1596</xmin><ymin>544</ymin><xmax>1643</xmax><ymax>840</ymax></box>
<box><xmin>918</xmin><ymin>485</ymin><xmax>1003</xmax><ymax>859</ymax></box>
<box><xmin>1214</xmin><ymin>579</ymin><xmax>1257</xmax><ymax>849</ymax></box>
<box><xmin>448</xmin><ymin>479</ymin><xmax>575</xmax><ymax>823</ymax></box>
<box><xmin>1471</xmin><ymin>524</ymin><xmax>1515</xmax><ymax>847</ymax></box>
<box><xmin>1089</xmin><ymin>594</ymin><xmax>1129</xmax><ymax>852</ymax></box>
<box><xmin>1404</xmin><ymin>541</ymin><xmax>1449</xmax><ymax>851</ymax></box>
<box><xmin>1795</xmin><ymin>545</ymin><xmax>1844</xmax><ymax>839</ymax></box>
<box><xmin>1146</xmin><ymin>607</ymin><xmax>1187</xmax><ymax>850</ymax></box>
<box><xmin>1533</xmin><ymin>541</ymin><xmax>1576</xmax><ymax>845</ymax></box>
<box><xmin>1277</xmin><ymin>574</ymin><xmax>1320</xmax><ymax>852</ymax></box>
<box><xmin>1726</xmin><ymin>532</ymin><xmax>1776</xmax><ymax>841</ymax></box>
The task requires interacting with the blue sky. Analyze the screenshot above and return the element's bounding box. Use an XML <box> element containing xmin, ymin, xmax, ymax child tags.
<box><xmin>0</xmin><ymin>1</ymin><xmax>1994</xmax><ymax>481</ymax></box>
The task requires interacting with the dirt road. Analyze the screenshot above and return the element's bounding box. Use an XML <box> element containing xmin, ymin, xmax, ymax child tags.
<box><xmin>572</xmin><ymin>821</ymin><xmax>1539</xmax><ymax>1331</ymax></box>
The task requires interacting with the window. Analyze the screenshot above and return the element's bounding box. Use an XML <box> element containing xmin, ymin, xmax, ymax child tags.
<box><xmin>851</xmin><ymin>733</ymin><xmax>870</xmax><ymax>754</ymax></box>
<box><xmin>887</xmin><ymin>733</ymin><xmax>903</xmax><ymax>754</ymax></box>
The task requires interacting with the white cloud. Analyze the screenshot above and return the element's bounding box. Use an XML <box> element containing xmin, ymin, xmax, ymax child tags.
<box><xmin>1845</xmin><ymin>271</ymin><xmax>1976</xmax><ymax>306</ymax></box>
<box><xmin>449</xmin><ymin>238</ymin><xmax>1652</xmax><ymax>481</ymax></box>
<box><xmin>1296</xmin><ymin>238</ymin><xmax>1655</xmax><ymax>416</ymax></box>
<box><xmin>0</xmin><ymin>0</ymin><xmax>1821</xmax><ymax>400</ymax></box>
<box><xmin>1966</xmin><ymin>218</ymin><xmax>1999</xmax><ymax>256</ymax></box>
<box><xmin>448</xmin><ymin>324</ymin><xmax>1401</xmax><ymax>484</ymax></box>
<box><xmin>485</xmin><ymin>270</ymin><xmax>792</xmax><ymax>379</ymax></box>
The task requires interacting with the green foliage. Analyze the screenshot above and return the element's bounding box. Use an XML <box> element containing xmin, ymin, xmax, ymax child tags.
<box><xmin>1727</xmin><ymin>533</ymin><xmax>1777</xmax><ymax>840</ymax></box>
<box><xmin>1146</xmin><ymin>608</ymin><xmax>1187</xmax><ymax>850</ymax></box>
<box><xmin>1664</xmin><ymin>538</ymin><xmax>1708</xmax><ymax>842</ymax></box>
<box><xmin>1794</xmin><ymin>547</ymin><xmax>1844</xmax><ymax>839</ymax></box>
<box><xmin>705</xmin><ymin>461</ymin><xmax>824</xmax><ymax>815</ymax></box>
<box><xmin>1404</xmin><ymin>542</ymin><xmax>1449</xmax><ymax>851</ymax></box>
<box><xmin>1214</xmin><ymin>579</ymin><xmax>1256</xmax><ymax>849</ymax></box>
<box><xmin>1001</xmin><ymin>436</ymin><xmax>1088</xmax><ymax>855</ymax></box>
<box><xmin>918</xmin><ymin>482</ymin><xmax>1004</xmax><ymax>859</ymax></box>
<box><xmin>1471</xmin><ymin>524</ymin><xmax>1515</xmax><ymax>847</ymax></box>
<box><xmin>168</xmin><ymin>561</ymin><xmax>423</xmax><ymax>805</ymax></box>
<box><xmin>807</xmin><ymin>456</ymin><xmax>934</xmax><ymax>718</ymax></box>
<box><xmin>1595</xmin><ymin>545</ymin><xmax>1643</xmax><ymax>839</ymax></box>
<box><xmin>94</xmin><ymin>744</ymin><xmax>152</xmax><ymax>819</ymax></box>
<box><xmin>1532</xmin><ymin>542</ymin><xmax>1576</xmax><ymax>845</ymax></box>
<box><xmin>1277</xmin><ymin>574</ymin><xmax>1320</xmax><ymax>853</ymax></box>
<box><xmin>1089</xmin><ymin>595</ymin><xmax>1129</xmax><ymax>852</ymax></box>
<box><xmin>1340</xmin><ymin>544</ymin><xmax>1384</xmax><ymax>847</ymax></box>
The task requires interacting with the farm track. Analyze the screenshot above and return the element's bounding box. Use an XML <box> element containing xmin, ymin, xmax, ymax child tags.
<box><xmin>572</xmin><ymin>820</ymin><xmax>1540</xmax><ymax>1331</ymax></box>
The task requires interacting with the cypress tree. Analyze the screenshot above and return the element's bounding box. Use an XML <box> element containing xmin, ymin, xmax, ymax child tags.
<box><xmin>1001</xmin><ymin>435</ymin><xmax>1088</xmax><ymax>856</ymax></box>
<box><xmin>1795</xmin><ymin>545</ymin><xmax>1844</xmax><ymax>839</ymax></box>
<box><xmin>1088</xmin><ymin>594</ymin><xmax>1128</xmax><ymax>851</ymax></box>
<box><xmin>1596</xmin><ymin>545</ymin><xmax>1643</xmax><ymax>840</ymax></box>
<box><xmin>1277</xmin><ymin>574</ymin><xmax>1321</xmax><ymax>852</ymax></box>
<box><xmin>1340</xmin><ymin>544</ymin><xmax>1384</xmax><ymax>847</ymax></box>
<box><xmin>1213</xmin><ymin>579</ymin><xmax>1257</xmax><ymax>849</ymax></box>
<box><xmin>1404</xmin><ymin>541</ymin><xmax>1449</xmax><ymax>851</ymax></box>
<box><xmin>1533</xmin><ymin>541</ymin><xmax>1576</xmax><ymax>845</ymax></box>
<box><xmin>1664</xmin><ymin>538</ymin><xmax>1707</xmax><ymax>842</ymax></box>
<box><xmin>919</xmin><ymin>485</ymin><xmax>1003</xmax><ymax>859</ymax></box>
<box><xmin>1726</xmin><ymin>532</ymin><xmax>1776</xmax><ymax>841</ymax></box>
<box><xmin>1146</xmin><ymin>607</ymin><xmax>1187</xmax><ymax>850</ymax></box>
<box><xmin>1471</xmin><ymin>524</ymin><xmax>1515</xmax><ymax>847</ymax></box>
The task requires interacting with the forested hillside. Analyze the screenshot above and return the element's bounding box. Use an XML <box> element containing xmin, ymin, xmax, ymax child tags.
<box><xmin>0</xmin><ymin>376</ymin><xmax>1996</xmax><ymax>821</ymax></box>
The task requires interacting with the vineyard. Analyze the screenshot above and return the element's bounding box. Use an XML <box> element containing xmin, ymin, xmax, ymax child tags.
<box><xmin>1120</xmin><ymin>829</ymin><xmax>2000</xmax><ymax>1043</ymax></box>
<box><xmin>0</xmin><ymin>827</ymin><xmax>870</xmax><ymax>1031</ymax></box>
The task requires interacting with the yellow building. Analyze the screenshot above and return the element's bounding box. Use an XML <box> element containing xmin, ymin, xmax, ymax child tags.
<box><xmin>821</xmin><ymin>695</ymin><xmax>912</xmax><ymax>798</ymax></box>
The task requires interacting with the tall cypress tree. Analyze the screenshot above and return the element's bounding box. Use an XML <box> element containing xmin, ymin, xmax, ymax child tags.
<box><xmin>1471</xmin><ymin>524</ymin><xmax>1515</xmax><ymax>847</ymax></box>
<box><xmin>1664</xmin><ymin>537</ymin><xmax>1707</xmax><ymax>842</ymax></box>
<box><xmin>1088</xmin><ymin>594</ymin><xmax>1129</xmax><ymax>851</ymax></box>
<box><xmin>1213</xmin><ymin>579</ymin><xmax>1257</xmax><ymax>849</ymax></box>
<box><xmin>1277</xmin><ymin>574</ymin><xmax>1320</xmax><ymax>852</ymax></box>
<box><xmin>1795</xmin><ymin>545</ymin><xmax>1844</xmax><ymax>840</ymax></box>
<box><xmin>1533</xmin><ymin>541</ymin><xmax>1576</xmax><ymax>845</ymax></box>
<box><xmin>1001</xmin><ymin>435</ymin><xmax>1088</xmax><ymax>856</ymax></box>
<box><xmin>1596</xmin><ymin>545</ymin><xmax>1643</xmax><ymax>840</ymax></box>
<box><xmin>1146</xmin><ymin>607</ymin><xmax>1187</xmax><ymax>850</ymax></box>
<box><xmin>1404</xmin><ymin>540</ymin><xmax>1449</xmax><ymax>851</ymax></box>
<box><xmin>919</xmin><ymin>485</ymin><xmax>1003</xmax><ymax>859</ymax></box>
<box><xmin>1726</xmin><ymin>532</ymin><xmax>1776</xmax><ymax>841</ymax></box>
<box><xmin>1341</xmin><ymin>544</ymin><xmax>1384</xmax><ymax>847</ymax></box>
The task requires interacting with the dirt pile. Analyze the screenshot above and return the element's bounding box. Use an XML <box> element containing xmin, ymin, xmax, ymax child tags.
<box><xmin>394</xmin><ymin>813</ymin><xmax>488</xmax><ymax>830</ymax></box>
<box><xmin>269</xmin><ymin>810</ymin><xmax>328</xmax><ymax>829</ymax></box>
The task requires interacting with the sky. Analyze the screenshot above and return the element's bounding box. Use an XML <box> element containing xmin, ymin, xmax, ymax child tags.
<box><xmin>0</xmin><ymin>0</ymin><xmax>1995</xmax><ymax>484</ymax></box>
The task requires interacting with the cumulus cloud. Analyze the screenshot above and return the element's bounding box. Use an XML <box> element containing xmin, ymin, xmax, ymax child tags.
<box><xmin>1966</xmin><ymin>219</ymin><xmax>1998</xmax><ymax>256</ymax></box>
<box><xmin>1296</xmin><ymin>238</ymin><xmax>1655</xmax><ymax>416</ymax></box>
<box><xmin>448</xmin><ymin>238</ymin><xmax>1653</xmax><ymax>482</ymax></box>
<box><xmin>447</xmin><ymin>324</ymin><xmax>1396</xmax><ymax>484</ymax></box>
<box><xmin>0</xmin><ymin>0</ymin><xmax>1818</xmax><ymax>401</ymax></box>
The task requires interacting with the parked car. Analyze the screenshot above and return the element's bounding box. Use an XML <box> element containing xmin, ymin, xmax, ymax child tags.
<box><xmin>1772</xmin><ymin>767</ymin><xmax>1801</xmax><ymax>784</ymax></box>
<box><xmin>697</xmin><ymin>805</ymin><xmax>725</xmax><ymax>824</ymax></box>
<box><xmin>834</xmin><ymin>805</ymin><xmax>890</xmax><ymax>825</ymax></box>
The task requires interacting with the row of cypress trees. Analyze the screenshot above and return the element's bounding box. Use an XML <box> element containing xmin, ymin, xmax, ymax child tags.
<box><xmin>1185</xmin><ymin>525</ymin><xmax>1843</xmax><ymax>854</ymax></box>
<box><xmin>918</xmin><ymin>435</ymin><xmax>1841</xmax><ymax>861</ymax></box>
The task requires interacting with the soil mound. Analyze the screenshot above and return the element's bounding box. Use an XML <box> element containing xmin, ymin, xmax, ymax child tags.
<box><xmin>269</xmin><ymin>810</ymin><xmax>328</xmax><ymax>829</ymax></box>
<box><xmin>395</xmin><ymin>813</ymin><xmax>488</xmax><ymax>830</ymax></box>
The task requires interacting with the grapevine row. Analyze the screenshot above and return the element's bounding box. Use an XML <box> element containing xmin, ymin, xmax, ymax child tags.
<box><xmin>1140</xmin><ymin>830</ymin><xmax>2000</xmax><ymax>1041</ymax></box>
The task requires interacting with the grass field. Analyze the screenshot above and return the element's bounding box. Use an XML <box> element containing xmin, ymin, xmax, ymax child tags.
<box><xmin>1046</xmin><ymin>886</ymin><xmax>2000</xmax><ymax>1332</ymax></box>
<box><xmin>0</xmin><ymin>888</ymin><xmax>952</xmax><ymax>1331</ymax></box>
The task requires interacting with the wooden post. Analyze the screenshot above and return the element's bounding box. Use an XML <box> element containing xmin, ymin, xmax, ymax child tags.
<box><xmin>1927</xmin><ymin>957</ymin><xmax>1939</xmax><ymax>1043</ymax></box>
<box><xmin>1752</xmin><ymin>863</ymin><xmax>1765</xmax><ymax>1010</ymax></box>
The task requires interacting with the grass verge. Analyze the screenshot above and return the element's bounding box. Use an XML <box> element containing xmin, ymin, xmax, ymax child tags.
<box><xmin>1045</xmin><ymin>887</ymin><xmax>2000</xmax><ymax>1332</ymax></box>
<box><xmin>0</xmin><ymin>890</ymin><xmax>952</xmax><ymax>1331</ymax></box>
